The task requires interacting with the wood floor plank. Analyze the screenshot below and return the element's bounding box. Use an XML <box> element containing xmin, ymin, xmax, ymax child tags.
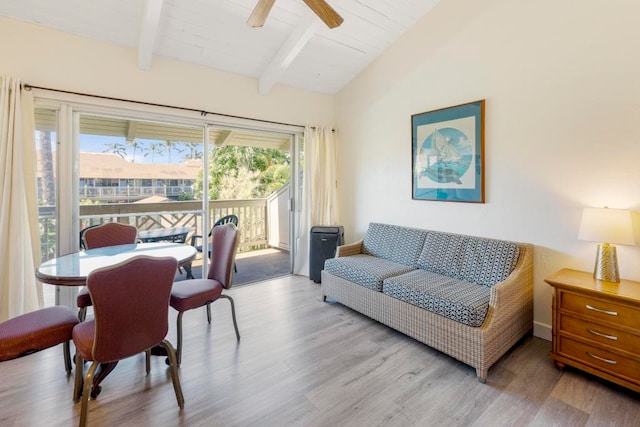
<box><xmin>1</xmin><ymin>275</ymin><xmax>639</xmax><ymax>426</ymax></box>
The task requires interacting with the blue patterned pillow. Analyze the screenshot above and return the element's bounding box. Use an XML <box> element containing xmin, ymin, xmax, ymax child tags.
<box><xmin>362</xmin><ymin>223</ymin><xmax>427</xmax><ymax>267</ymax></box>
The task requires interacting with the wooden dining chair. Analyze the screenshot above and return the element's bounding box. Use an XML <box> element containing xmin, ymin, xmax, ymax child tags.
<box><xmin>77</xmin><ymin>222</ymin><xmax>138</xmax><ymax>321</ymax></box>
<box><xmin>72</xmin><ymin>255</ymin><xmax>184</xmax><ymax>427</ymax></box>
<box><xmin>170</xmin><ymin>222</ymin><xmax>240</xmax><ymax>365</ymax></box>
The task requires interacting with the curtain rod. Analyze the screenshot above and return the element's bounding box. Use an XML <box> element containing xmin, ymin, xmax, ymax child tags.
<box><xmin>23</xmin><ymin>84</ymin><xmax>334</xmax><ymax>131</ymax></box>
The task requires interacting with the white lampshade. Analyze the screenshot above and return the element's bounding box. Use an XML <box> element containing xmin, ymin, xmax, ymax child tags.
<box><xmin>578</xmin><ymin>207</ymin><xmax>635</xmax><ymax>246</ymax></box>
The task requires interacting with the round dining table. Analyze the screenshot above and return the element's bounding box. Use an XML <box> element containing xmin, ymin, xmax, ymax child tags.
<box><xmin>36</xmin><ymin>242</ymin><xmax>197</xmax><ymax>286</ymax></box>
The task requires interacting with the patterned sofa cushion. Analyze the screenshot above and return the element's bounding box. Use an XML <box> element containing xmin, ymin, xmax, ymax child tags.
<box><xmin>417</xmin><ymin>232</ymin><xmax>520</xmax><ymax>287</ymax></box>
<box><xmin>459</xmin><ymin>237</ymin><xmax>520</xmax><ymax>286</ymax></box>
<box><xmin>362</xmin><ymin>223</ymin><xmax>428</xmax><ymax>267</ymax></box>
<box><xmin>324</xmin><ymin>254</ymin><xmax>415</xmax><ymax>292</ymax></box>
<box><xmin>383</xmin><ymin>270</ymin><xmax>491</xmax><ymax>327</ymax></box>
<box><xmin>416</xmin><ymin>232</ymin><xmax>466</xmax><ymax>279</ymax></box>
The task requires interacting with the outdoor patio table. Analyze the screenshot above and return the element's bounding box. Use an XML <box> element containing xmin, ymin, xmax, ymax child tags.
<box><xmin>137</xmin><ymin>226</ymin><xmax>193</xmax><ymax>244</ymax></box>
<box><xmin>137</xmin><ymin>228</ymin><xmax>195</xmax><ymax>278</ymax></box>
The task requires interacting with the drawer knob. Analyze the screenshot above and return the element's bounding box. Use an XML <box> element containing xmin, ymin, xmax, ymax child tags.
<box><xmin>587</xmin><ymin>328</ymin><xmax>618</xmax><ymax>341</ymax></box>
<box><xmin>586</xmin><ymin>351</ymin><xmax>617</xmax><ymax>365</ymax></box>
<box><xmin>585</xmin><ymin>304</ymin><xmax>618</xmax><ymax>316</ymax></box>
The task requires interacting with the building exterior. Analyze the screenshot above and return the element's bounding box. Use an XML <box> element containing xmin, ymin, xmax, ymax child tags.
<box><xmin>39</xmin><ymin>152</ymin><xmax>201</xmax><ymax>204</ymax></box>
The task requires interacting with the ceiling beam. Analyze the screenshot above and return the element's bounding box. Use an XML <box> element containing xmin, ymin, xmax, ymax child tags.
<box><xmin>258</xmin><ymin>13</ymin><xmax>320</xmax><ymax>95</ymax></box>
<box><xmin>126</xmin><ymin>121</ymin><xmax>138</xmax><ymax>142</ymax></box>
<box><xmin>214</xmin><ymin>130</ymin><xmax>235</xmax><ymax>146</ymax></box>
<box><xmin>138</xmin><ymin>0</ymin><xmax>164</xmax><ymax>70</ymax></box>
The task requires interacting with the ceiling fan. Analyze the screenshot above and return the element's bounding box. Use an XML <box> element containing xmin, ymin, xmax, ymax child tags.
<box><xmin>248</xmin><ymin>0</ymin><xmax>344</xmax><ymax>29</ymax></box>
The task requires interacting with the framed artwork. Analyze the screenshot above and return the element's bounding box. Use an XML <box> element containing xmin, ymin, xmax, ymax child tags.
<box><xmin>411</xmin><ymin>100</ymin><xmax>485</xmax><ymax>203</ymax></box>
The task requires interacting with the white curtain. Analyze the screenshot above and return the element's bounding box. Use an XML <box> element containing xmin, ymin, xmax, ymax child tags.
<box><xmin>293</xmin><ymin>126</ymin><xmax>338</xmax><ymax>276</ymax></box>
<box><xmin>0</xmin><ymin>76</ymin><xmax>42</xmax><ymax>321</ymax></box>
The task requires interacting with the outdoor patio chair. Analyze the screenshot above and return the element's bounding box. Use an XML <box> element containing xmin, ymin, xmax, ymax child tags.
<box><xmin>189</xmin><ymin>214</ymin><xmax>239</xmax><ymax>277</ymax></box>
<box><xmin>72</xmin><ymin>256</ymin><xmax>183</xmax><ymax>427</ymax></box>
<box><xmin>170</xmin><ymin>223</ymin><xmax>240</xmax><ymax>365</ymax></box>
<box><xmin>79</xmin><ymin>224</ymin><xmax>100</xmax><ymax>250</ymax></box>
<box><xmin>77</xmin><ymin>222</ymin><xmax>138</xmax><ymax>321</ymax></box>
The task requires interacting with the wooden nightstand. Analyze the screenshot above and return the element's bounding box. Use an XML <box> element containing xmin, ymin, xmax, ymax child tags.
<box><xmin>545</xmin><ymin>268</ymin><xmax>640</xmax><ymax>393</ymax></box>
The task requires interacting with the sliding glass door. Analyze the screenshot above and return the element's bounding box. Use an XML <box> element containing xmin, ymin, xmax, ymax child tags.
<box><xmin>34</xmin><ymin>95</ymin><xmax>301</xmax><ymax>307</ymax></box>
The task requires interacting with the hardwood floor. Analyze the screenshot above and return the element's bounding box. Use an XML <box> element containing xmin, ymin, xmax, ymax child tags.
<box><xmin>2</xmin><ymin>275</ymin><xmax>639</xmax><ymax>426</ymax></box>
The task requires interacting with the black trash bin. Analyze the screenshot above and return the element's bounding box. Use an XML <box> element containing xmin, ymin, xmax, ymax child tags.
<box><xmin>309</xmin><ymin>225</ymin><xmax>344</xmax><ymax>283</ymax></box>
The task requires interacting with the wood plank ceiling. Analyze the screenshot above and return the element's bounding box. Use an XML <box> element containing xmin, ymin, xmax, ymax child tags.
<box><xmin>0</xmin><ymin>0</ymin><xmax>441</xmax><ymax>95</ymax></box>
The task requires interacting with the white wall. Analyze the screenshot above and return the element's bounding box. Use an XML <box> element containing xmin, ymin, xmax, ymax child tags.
<box><xmin>335</xmin><ymin>0</ymin><xmax>640</xmax><ymax>339</ymax></box>
<box><xmin>0</xmin><ymin>16</ymin><xmax>333</xmax><ymax>127</ymax></box>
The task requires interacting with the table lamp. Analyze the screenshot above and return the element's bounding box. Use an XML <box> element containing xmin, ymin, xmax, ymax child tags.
<box><xmin>578</xmin><ymin>207</ymin><xmax>635</xmax><ymax>282</ymax></box>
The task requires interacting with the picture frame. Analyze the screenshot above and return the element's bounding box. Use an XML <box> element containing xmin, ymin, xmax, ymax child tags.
<box><xmin>411</xmin><ymin>100</ymin><xmax>485</xmax><ymax>203</ymax></box>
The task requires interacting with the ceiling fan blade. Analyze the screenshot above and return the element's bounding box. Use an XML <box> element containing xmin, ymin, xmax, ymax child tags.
<box><xmin>302</xmin><ymin>0</ymin><xmax>344</xmax><ymax>28</ymax></box>
<box><xmin>248</xmin><ymin>0</ymin><xmax>276</xmax><ymax>27</ymax></box>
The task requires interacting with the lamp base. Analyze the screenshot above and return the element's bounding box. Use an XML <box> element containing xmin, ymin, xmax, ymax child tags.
<box><xmin>593</xmin><ymin>244</ymin><xmax>620</xmax><ymax>283</ymax></box>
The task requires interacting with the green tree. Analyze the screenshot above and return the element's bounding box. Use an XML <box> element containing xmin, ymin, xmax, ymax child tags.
<box><xmin>163</xmin><ymin>140</ymin><xmax>185</xmax><ymax>163</ymax></box>
<box><xmin>103</xmin><ymin>141</ymin><xmax>127</xmax><ymax>159</ymax></box>
<box><xmin>217</xmin><ymin>166</ymin><xmax>260</xmax><ymax>199</ymax></box>
<box><xmin>261</xmin><ymin>163</ymin><xmax>290</xmax><ymax>195</ymax></box>
<box><xmin>127</xmin><ymin>139</ymin><xmax>143</xmax><ymax>163</ymax></box>
<box><xmin>182</xmin><ymin>142</ymin><xmax>202</xmax><ymax>160</ymax></box>
<box><xmin>194</xmin><ymin>146</ymin><xmax>290</xmax><ymax>200</ymax></box>
<box><xmin>80</xmin><ymin>199</ymin><xmax>101</xmax><ymax>205</ymax></box>
<box><xmin>144</xmin><ymin>142</ymin><xmax>164</xmax><ymax>162</ymax></box>
<box><xmin>37</xmin><ymin>130</ymin><xmax>56</xmax><ymax>205</ymax></box>
<box><xmin>177</xmin><ymin>192</ymin><xmax>195</xmax><ymax>201</ymax></box>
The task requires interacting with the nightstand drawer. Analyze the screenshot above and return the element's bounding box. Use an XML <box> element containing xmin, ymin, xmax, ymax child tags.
<box><xmin>560</xmin><ymin>315</ymin><xmax>640</xmax><ymax>354</ymax></box>
<box><xmin>560</xmin><ymin>292</ymin><xmax>640</xmax><ymax>329</ymax></box>
<box><xmin>558</xmin><ymin>337</ymin><xmax>640</xmax><ymax>382</ymax></box>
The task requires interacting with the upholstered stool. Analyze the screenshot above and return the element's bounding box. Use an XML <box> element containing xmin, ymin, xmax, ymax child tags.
<box><xmin>0</xmin><ymin>306</ymin><xmax>79</xmax><ymax>373</ymax></box>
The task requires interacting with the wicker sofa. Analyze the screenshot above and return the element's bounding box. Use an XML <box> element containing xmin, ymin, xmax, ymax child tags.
<box><xmin>321</xmin><ymin>223</ymin><xmax>533</xmax><ymax>382</ymax></box>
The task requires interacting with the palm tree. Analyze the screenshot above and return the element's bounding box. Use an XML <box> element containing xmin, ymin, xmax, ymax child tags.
<box><xmin>144</xmin><ymin>142</ymin><xmax>164</xmax><ymax>162</ymax></box>
<box><xmin>37</xmin><ymin>130</ymin><xmax>56</xmax><ymax>205</ymax></box>
<box><xmin>182</xmin><ymin>142</ymin><xmax>202</xmax><ymax>160</ymax></box>
<box><xmin>103</xmin><ymin>141</ymin><xmax>127</xmax><ymax>159</ymax></box>
<box><xmin>163</xmin><ymin>140</ymin><xmax>185</xmax><ymax>163</ymax></box>
<box><xmin>127</xmin><ymin>139</ymin><xmax>143</xmax><ymax>163</ymax></box>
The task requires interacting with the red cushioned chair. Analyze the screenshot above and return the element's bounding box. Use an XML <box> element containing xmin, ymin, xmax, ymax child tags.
<box><xmin>77</xmin><ymin>222</ymin><xmax>138</xmax><ymax>321</ymax></box>
<box><xmin>0</xmin><ymin>306</ymin><xmax>79</xmax><ymax>374</ymax></box>
<box><xmin>72</xmin><ymin>255</ymin><xmax>183</xmax><ymax>427</ymax></box>
<box><xmin>170</xmin><ymin>222</ymin><xmax>240</xmax><ymax>365</ymax></box>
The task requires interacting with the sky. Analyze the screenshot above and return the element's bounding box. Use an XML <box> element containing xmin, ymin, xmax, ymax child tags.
<box><xmin>80</xmin><ymin>134</ymin><xmax>201</xmax><ymax>164</ymax></box>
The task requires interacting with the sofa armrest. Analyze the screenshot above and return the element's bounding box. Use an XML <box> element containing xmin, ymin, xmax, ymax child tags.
<box><xmin>336</xmin><ymin>239</ymin><xmax>363</xmax><ymax>257</ymax></box>
<box><xmin>483</xmin><ymin>243</ymin><xmax>534</xmax><ymax>332</ymax></box>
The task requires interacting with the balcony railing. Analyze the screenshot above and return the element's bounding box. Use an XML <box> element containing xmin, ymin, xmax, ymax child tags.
<box><xmin>38</xmin><ymin>199</ymin><xmax>268</xmax><ymax>262</ymax></box>
<box><xmin>78</xmin><ymin>185</ymin><xmax>194</xmax><ymax>202</ymax></box>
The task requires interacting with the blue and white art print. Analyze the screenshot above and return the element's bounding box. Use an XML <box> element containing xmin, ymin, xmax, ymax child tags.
<box><xmin>412</xmin><ymin>100</ymin><xmax>484</xmax><ymax>202</ymax></box>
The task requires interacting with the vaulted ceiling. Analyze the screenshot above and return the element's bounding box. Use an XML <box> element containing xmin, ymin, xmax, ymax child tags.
<box><xmin>1</xmin><ymin>0</ymin><xmax>440</xmax><ymax>95</ymax></box>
